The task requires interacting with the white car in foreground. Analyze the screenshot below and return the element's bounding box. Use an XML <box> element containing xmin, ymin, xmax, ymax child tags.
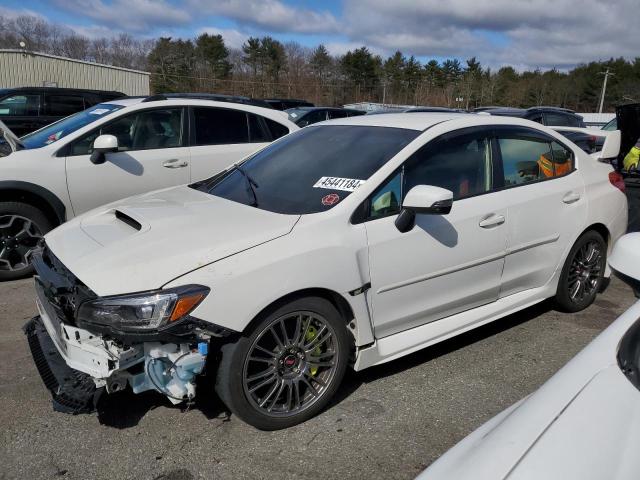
<box><xmin>418</xmin><ymin>232</ymin><xmax>640</xmax><ymax>480</ymax></box>
<box><xmin>25</xmin><ymin>113</ymin><xmax>627</xmax><ymax>430</ymax></box>
<box><xmin>0</xmin><ymin>94</ymin><xmax>297</xmax><ymax>279</ymax></box>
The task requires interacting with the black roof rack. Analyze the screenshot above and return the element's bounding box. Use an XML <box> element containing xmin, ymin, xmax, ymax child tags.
<box><xmin>141</xmin><ymin>93</ymin><xmax>272</xmax><ymax>108</ymax></box>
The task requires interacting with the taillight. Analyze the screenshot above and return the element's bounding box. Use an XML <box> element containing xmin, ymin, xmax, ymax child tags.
<box><xmin>609</xmin><ymin>171</ymin><xmax>626</xmax><ymax>192</ymax></box>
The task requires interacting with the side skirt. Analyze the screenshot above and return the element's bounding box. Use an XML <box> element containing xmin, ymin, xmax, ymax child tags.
<box><xmin>353</xmin><ymin>284</ymin><xmax>555</xmax><ymax>371</ymax></box>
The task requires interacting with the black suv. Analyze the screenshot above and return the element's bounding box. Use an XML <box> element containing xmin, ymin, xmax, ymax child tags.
<box><xmin>0</xmin><ymin>87</ymin><xmax>125</xmax><ymax>136</ymax></box>
<box><xmin>479</xmin><ymin>106</ymin><xmax>595</xmax><ymax>153</ymax></box>
<box><xmin>286</xmin><ymin>107</ymin><xmax>365</xmax><ymax>127</ymax></box>
<box><xmin>264</xmin><ymin>98</ymin><xmax>314</xmax><ymax>110</ymax></box>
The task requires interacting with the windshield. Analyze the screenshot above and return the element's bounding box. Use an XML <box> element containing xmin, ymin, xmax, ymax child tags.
<box><xmin>286</xmin><ymin>108</ymin><xmax>308</xmax><ymax>120</ymax></box>
<box><xmin>192</xmin><ymin>125</ymin><xmax>419</xmax><ymax>214</ymax></box>
<box><xmin>602</xmin><ymin>118</ymin><xmax>617</xmax><ymax>131</ymax></box>
<box><xmin>20</xmin><ymin>103</ymin><xmax>123</xmax><ymax>149</ymax></box>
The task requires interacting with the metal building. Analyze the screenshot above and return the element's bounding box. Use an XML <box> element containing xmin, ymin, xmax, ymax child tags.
<box><xmin>0</xmin><ymin>49</ymin><xmax>150</xmax><ymax>95</ymax></box>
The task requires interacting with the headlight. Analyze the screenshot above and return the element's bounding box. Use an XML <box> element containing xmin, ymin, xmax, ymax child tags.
<box><xmin>76</xmin><ymin>285</ymin><xmax>209</xmax><ymax>332</ymax></box>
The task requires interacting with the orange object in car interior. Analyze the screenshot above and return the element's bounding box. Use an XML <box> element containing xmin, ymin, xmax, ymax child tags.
<box><xmin>538</xmin><ymin>152</ymin><xmax>571</xmax><ymax>178</ymax></box>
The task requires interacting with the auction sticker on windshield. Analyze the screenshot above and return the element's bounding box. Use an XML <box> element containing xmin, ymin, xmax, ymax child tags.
<box><xmin>313</xmin><ymin>176</ymin><xmax>366</xmax><ymax>192</ymax></box>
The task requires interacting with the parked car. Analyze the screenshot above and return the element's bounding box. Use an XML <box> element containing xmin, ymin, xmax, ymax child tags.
<box><xmin>416</xmin><ymin>232</ymin><xmax>640</xmax><ymax>480</ymax></box>
<box><xmin>264</xmin><ymin>98</ymin><xmax>314</xmax><ymax>110</ymax></box>
<box><xmin>480</xmin><ymin>107</ymin><xmax>596</xmax><ymax>153</ymax></box>
<box><xmin>602</xmin><ymin>117</ymin><xmax>618</xmax><ymax>131</ymax></box>
<box><xmin>287</xmin><ymin>106</ymin><xmax>366</xmax><ymax>126</ymax></box>
<box><xmin>404</xmin><ymin>107</ymin><xmax>465</xmax><ymax>113</ymax></box>
<box><xmin>0</xmin><ymin>87</ymin><xmax>125</xmax><ymax>136</ymax></box>
<box><xmin>24</xmin><ymin>112</ymin><xmax>627</xmax><ymax>430</ymax></box>
<box><xmin>0</xmin><ymin>95</ymin><xmax>297</xmax><ymax>279</ymax></box>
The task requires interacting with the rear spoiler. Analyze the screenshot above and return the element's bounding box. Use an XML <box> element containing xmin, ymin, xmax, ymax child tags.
<box><xmin>549</xmin><ymin>126</ymin><xmax>620</xmax><ymax>163</ymax></box>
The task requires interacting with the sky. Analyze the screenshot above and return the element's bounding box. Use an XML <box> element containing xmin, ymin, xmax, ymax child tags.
<box><xmin>1</xmin><ymin>0</ymin><xmax>638</xmax><ymax>70</ymax></box>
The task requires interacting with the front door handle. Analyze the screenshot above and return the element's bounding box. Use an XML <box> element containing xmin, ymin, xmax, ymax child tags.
<box><xmin>562</xmin><ymin>192</ymin><xmax>581</xmax><ymax>204</ymax></box>
<box><xmin>479</xmin><ymin>214</ymin><xmax>505</xmax><ymax>228</ymax></box>
<box><xmin>163</xmin><ymin>159</ymin><xmax>188</xmax><ymax>168</ymax></box>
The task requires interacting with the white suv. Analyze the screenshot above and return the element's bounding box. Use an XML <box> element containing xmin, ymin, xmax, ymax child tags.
<box><xmin>0</xmin><ymin>95</ymin><xmax>298</xmax><ymax>279</ymax></box>
<box><xmin>26</xmin><ymin>113</ymin><xmax>627</xmax><ymax>430</ymax></box>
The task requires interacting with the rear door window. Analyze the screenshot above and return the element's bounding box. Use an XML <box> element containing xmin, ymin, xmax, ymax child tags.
<box><xmin>46</xmin><ymin>95</ymin><xmax>86</xmax><ymax>116</ymax></box>
<box><xmin>247</xmin><ymin>113</ymin><xmax>270</xmax><ymax>143</ymax></box>
<box><xmin>497</xmin><ymin>129</ymin><xmax>556</xmax><ymax>186</ymax></box>
<box><xmin>544</xmin><ymin>112</ymin><xmax>572</xmax><ymax>126</ymax></box>
<box><xmin>0</xmin><ymin>94</ymin><xmax>40</xmax><ymax>116</ymax></box>
<box><xmin>327</xmin><ymin>110</ymin><xmax>349</xmax><ymax>119</ymax></box>
<box><xmin>193</xmin><ymin>107</ymin><xmax>249</xmax><ymax>145</ymax></box>
<box><xmin>264</xmin><ymin>117</ymin><xmax>290</xmax><ymax>139</ymax></box>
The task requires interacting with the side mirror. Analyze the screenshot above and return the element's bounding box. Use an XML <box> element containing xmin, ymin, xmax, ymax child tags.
<box><xmin>90</xmin><ymin>134</ymin><xmax>118</xmax><ymax>164</ymax></box>
<box><xmin>609</xmin><ymin>233</ymin><xmax>640</xmax><ymax>297</ymax></box>
<box><xmin>395</xmin><ymin>185</ymin><xmax>454</xmax><ymax>233</ymax></box>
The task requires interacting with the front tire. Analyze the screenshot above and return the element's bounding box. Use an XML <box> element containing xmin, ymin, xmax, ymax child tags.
<box><xmin>555</xmin><ymin>231</ymin><xmax>606</xmax><ymax>312</ymax></box>
<box><xmin>0</xmin><ymin>202</ymin><xmax>52</xmax><ymax>281</ymax></box>
<box><xmin>215</xmin><ymin>297</ymin><xmax>350</xmax><ymax>430</ymax></box>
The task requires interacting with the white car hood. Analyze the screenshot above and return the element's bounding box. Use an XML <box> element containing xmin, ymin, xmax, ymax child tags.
<box><xmin>45</xmin><ymin>186</ymin><xmax>300</xmax><ymax>296</ymax></box>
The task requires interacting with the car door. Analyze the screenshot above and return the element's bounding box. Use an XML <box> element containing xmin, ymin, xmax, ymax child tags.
<box><xmin>188</xmin><ymin>106</ymin><xmax>274</xmax><ymax>182</ymax></box>
<box><xmin>65</xmin><ymin>106</ymin><xmax>190</xmax><ymax>215</ymax></box>
<box><xmin>0</xmin><ymin>92</ymin><xmax>42</xmax><ymax>136</ymax></box>
<box><xmin>364</xmin><ymin>127</ymin><xmax>508</xmax><ymax>338</ymax></box>
<box><xmin>494</xmin><ymin>126</ymin><xmax>587</xmax><ymax>297</ymax></box>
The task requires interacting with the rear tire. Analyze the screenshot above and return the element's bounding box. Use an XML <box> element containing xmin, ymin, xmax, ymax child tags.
<box><xmin>555</xmin><ymin>231</ymin><xmax>606</xmax><ymax>312</ymax></box>
<box><xmin>0</xmin><ymin>202</ymin><xmax>52</xmax><ymax>281</ymax></box>
<box><xmin>215</xmin><ymin>297</ymin><xmax>349</xmax><ymax>430</ymax></box>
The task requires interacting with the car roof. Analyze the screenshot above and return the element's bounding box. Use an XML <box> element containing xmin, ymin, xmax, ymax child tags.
<box><xmin>313</xmin><ymin>111</ymin><xmax>558</xmax><ymax>132</ymax></box>
<box><xmin>315</xmin><ymin>112</ymin><xmax>472</xmax><ymax>131</ymax></box>
<box><xmin>98</xmin><ymin>97</ymin><xmax>293</xmax><ymax>124</ymax></box>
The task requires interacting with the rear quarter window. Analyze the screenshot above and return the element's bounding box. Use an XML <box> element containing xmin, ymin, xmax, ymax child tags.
<box><xmin>264</xmin><ymin>117</ymin><xmax>290</xmax><ymax>140</ymax></box>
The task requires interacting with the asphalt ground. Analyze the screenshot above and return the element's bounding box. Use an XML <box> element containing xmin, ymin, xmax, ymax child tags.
<box><xmin>0</xmin><ymin>272</ymin><xmax>636</xmax><ymax>480</ymax></box>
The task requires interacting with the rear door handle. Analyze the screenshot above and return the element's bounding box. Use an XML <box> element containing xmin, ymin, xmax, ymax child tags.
<box><xmin>479</xmin><ymin>214</ymin><xmax>505</xmax><ymax>228</ymax></box>
<box><xmin>562</xmin><ymin>192</ymin><xmax>581</xmax><ymax>204</ymax></box>
<box><xmin>163</xmin><ymin>159</ymin><xmax>188</xmax><ymax>168</ymax></box>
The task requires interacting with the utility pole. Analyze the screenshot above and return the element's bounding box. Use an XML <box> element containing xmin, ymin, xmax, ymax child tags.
<box><xmin>598</xmin><ymin>68</ymin><xmax>614</xmax><ymax>113</ymax></box>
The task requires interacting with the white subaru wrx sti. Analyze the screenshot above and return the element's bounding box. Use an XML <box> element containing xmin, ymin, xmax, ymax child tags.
<box><xmin>25</xmin><ymin>113</ymin><xmax>627</xmax><ymax>430</ymax></box>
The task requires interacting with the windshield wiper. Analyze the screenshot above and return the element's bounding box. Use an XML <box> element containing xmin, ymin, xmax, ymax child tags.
<box><xmin>233</xmin><ymin>164</ymin><xmax>260</xmax><ymax>207</ymax></box>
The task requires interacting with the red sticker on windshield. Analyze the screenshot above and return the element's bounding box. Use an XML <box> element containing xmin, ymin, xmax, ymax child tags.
<box><xmin>322</xmin><ymin>193</ymin><xmax>340</xmax><ymax>206</ymax></box>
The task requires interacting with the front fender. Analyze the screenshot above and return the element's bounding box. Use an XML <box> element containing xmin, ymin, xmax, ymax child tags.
<box><xmin>164</xmin><ymin>222</ymin><xmax>375</xmax><ymax>346</ymax></box>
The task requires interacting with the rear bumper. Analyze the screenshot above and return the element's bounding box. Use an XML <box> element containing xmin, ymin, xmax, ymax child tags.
<box><xmin>24</xmin><ymin>316</ymin><xmax>103</xmax><ymax>414</ymax></box>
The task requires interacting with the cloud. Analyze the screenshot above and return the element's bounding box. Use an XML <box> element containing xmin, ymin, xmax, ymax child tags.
<box><xmin>0</xmin><ymin>6</ymin><xmax>44</xmax><ymax>20</ymax></box>
<box><xmin>187</xmin><ymin>0</ymin><xmax>340</xmax><ymax>34</ymax></box>
<box><xmin>341</xmin><ymin>0</ymin><xmax>640</xmax><ymax>69</ymax></box>
<box><xmin>51</xmin><ymin>0</ymin><xmax>191</xmax><ymax>33</ymax></box>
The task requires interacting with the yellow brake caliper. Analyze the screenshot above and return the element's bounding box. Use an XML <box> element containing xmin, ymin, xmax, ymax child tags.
<box><xmin>305</xmin><ymin>325</ymin><xmax>322</xmax><ymax>376</ymax></box>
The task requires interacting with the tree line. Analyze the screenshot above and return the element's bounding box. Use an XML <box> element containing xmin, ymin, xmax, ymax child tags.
<box><xmin>1</xmin><ymin>13</ymin><xmax>639</xmax><ymax>111</ymax></box>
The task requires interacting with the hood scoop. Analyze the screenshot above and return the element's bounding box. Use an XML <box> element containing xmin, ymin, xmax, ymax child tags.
<box><xmin>115</xmin><ymin>210</ymin><xmax>142</xmax><ymax>231</ymax></box>
<box><xmin>79</xmin><ymin>207</ymin><xmax>150</xmax><ymax>246</ymax></box>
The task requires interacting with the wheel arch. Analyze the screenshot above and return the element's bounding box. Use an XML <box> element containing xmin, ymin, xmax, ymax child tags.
<box><xmin>0</xmin><ymin>181</ymin><xmax>66</xmax><ymax>226</ymax></box>
<box><xmin>241</xmin><ymin>287</ymin><xmax>360</xmax><ymax>345</ymax></box>
<box><xmin>581</xmin><ymin>222</ymin><xmax>611</xmax><ymax>250</ymax></box>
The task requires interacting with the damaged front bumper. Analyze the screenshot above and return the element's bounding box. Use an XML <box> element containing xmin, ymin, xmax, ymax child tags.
<box><xmin>25</xmin><ymin>307</ymin><xmax>209</xmax><ymax>413</ymax></box>
<box><xmin>25</xmin><ymin>247</ymin><xmax>219</xmax><ymax>414</ymax></box>
<box><xmin>24</xmin><ymin>316</ymin><xmax>104</xmax><ymax>414</ymax></box>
